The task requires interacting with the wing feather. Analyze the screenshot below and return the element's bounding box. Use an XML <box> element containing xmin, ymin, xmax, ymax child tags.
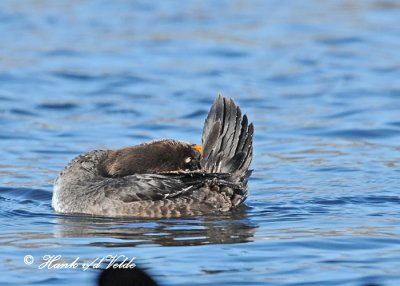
<box><xmin>200</xmin><ymin>95</ymin><xmax>253</xmax><ymax>181</ymax></box>
<box><xmin>101</xmin><ymin>172</ymin><xmax>228</xmax><ymax>203</ymax></box>
<box><xmin>102</xmin><ymin>174</ymin><xmax>187</xmax><ymax>202</ymax></box>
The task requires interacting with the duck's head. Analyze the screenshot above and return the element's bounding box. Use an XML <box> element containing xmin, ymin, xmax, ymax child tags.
<box><xmin>101</xmin><ymin>139</ymin><xmax>202</xmax><ymax>177</ymax></box>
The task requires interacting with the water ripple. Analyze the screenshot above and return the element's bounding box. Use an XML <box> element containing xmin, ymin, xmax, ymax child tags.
<box><xmin>1</xmin><ymin>0</ymin><xmax>400</xmax><ymax>285</ymax></box>
<box><xmin>315</xmin><ymin>128</ymin><xmax>400</xmax><ymax>139</ymax></box>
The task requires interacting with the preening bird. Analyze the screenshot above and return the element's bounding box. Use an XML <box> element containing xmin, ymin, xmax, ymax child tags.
<box><xmin>52</xmin><ymin>95</ymin><xmax>253</xmax><ymax>217</ymax></box>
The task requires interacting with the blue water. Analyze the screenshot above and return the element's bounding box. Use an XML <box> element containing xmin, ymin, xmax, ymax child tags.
<box><xmin>1</xmin><ymin>0</ymin><xmax>400</xmax><ymax>285</ymax></box>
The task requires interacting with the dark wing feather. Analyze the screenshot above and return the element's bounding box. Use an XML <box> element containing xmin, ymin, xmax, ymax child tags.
<box><xmin>201</xmin><ymin>95</ymin><xmax>253</xmax><ymax>181</ymax></box>
<box><xmin>102</xmin><ymin>174</ymin><xmax>188</xmax><ymax>202</ymax></box>
<box><xmin>202</xmin><ymin>121</ymin><xmax>221</xmax><ymax>164</ymax></box>
<box><xmin>101</xmin><ymin>172</ymin><xmax>229</xmax><ymax>203</ymax></box>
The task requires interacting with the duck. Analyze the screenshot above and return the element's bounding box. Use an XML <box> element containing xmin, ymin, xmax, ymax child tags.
<box><xmin>52</xmin><ymin>95</ymin><xmax>253</xmax><ymax>217</ymax></box>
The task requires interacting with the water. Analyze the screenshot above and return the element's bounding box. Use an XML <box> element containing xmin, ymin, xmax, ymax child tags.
<box><xmin>1</xmin><ymin>0</ymin><xmax>400</xmax><ymax>285</ymax></box>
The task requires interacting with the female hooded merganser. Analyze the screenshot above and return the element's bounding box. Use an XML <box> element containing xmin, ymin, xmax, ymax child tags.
<box><xmin>52</xmin><ymin>95</ymin><xmax>253</xmax><ymax>217</ymax></box>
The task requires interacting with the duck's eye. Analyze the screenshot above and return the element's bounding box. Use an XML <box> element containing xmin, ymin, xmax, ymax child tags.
<box><xmin>184</xmin><ymin>157</ymin><xmax>192</xmax><ymax>164</ymax></box>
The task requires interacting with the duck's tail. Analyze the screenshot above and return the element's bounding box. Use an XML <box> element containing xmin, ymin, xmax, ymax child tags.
<box><xmin>200</xmin><ymin>95</ymin><xmax>253</xmax><ymax>184</ymax></box>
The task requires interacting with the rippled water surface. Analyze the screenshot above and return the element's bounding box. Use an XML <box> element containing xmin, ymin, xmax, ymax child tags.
<box><xmin>1</xmin><ymin>1</ymin><xmax>400</xmax><ymax>285</ymax></box>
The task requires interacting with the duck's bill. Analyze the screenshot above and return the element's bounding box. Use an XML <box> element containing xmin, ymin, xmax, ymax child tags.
<box><xmin>191</xmin><ymin>144</ymin><xmax>203</xmax><ymax>154</ymax></box>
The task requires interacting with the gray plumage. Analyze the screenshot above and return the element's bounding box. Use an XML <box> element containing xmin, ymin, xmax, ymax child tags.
<box><xmin>201</xmin><ymin>95</ymin><xmax>253</xmax><ymax>180</ymax></box>
<box><xmin>52</xmin><ymin>95</ymin><xmax>253</xmax><ymax>217</ymax></box>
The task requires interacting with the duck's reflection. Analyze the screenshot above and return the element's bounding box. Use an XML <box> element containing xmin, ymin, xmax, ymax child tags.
<box><xmin>54</xmin><ymin>206</ymin><xmax>256</xmax><ymax>247</ymax></box>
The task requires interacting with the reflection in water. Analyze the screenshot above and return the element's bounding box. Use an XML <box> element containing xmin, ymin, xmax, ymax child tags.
<box><xmin>2</xmin><ymin>0</ymin><xmax>400</xmax><ymax>284</ymax></box>
<box><xmin>54</xmin><ymin>206</ymin><xmax>256</xmax><ymax>247</ymax></box>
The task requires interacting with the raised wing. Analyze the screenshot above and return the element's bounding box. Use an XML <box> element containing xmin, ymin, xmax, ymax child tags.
<box><xmin>201</xmin><ymin>95</ymin><xmax>253</xmax><ymax>180</ymax></box>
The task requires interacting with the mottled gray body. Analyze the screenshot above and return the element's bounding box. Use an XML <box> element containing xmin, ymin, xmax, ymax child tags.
<box><xmin>52</xmin><ymin>95</ymin><xmax>253</xmax><ymax>217</ymax></box>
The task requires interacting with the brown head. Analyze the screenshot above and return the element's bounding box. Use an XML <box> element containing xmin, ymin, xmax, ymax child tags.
<box><xmin>100</xmin><ymin>139</ymin><xmax>202</xmax><ymax>177</ymax></box>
